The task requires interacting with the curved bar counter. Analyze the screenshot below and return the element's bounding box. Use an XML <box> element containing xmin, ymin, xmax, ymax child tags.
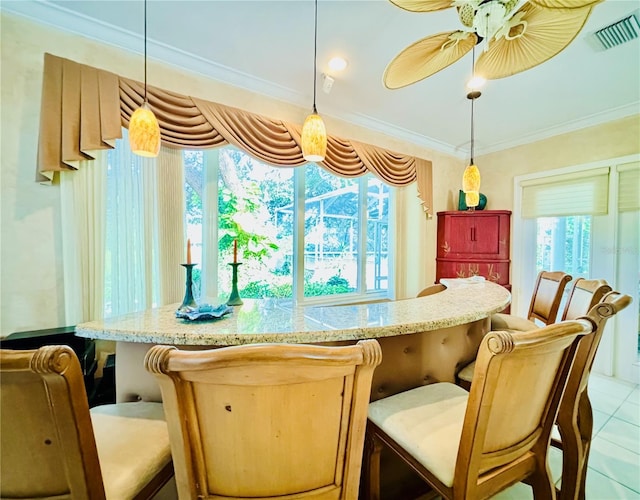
<box><xmin>77</xmin><ymin>280</ymin><xmax>509</xmax><ymax>403</ymax></box>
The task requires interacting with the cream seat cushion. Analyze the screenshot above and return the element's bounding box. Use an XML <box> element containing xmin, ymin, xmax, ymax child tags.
<box><xmin>91</xmin><ymin>402</ymin><xmax>171</xmax><ymax>499</ymax></box>
<box><xmin>368</xmin><ymin>382</ymin><xmax>468</xmax><ymax>488</ymax></box>
<box><xmin>457</xmin><ymin>361</ymin><xmax>476</xmax><ymax>383</ymax></box>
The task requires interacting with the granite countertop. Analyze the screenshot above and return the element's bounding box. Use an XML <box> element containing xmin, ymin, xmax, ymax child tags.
<box><xmin>75</xmin><ymin>280</ymin><xmax>510</xmax><ymax>345</ymax></box>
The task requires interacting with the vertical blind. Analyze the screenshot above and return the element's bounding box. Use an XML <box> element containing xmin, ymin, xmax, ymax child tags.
<box><xmin>617</xmin><ymin>162</ymin><xmax>640</xmax><ymax>212</ymax></box>
<box><xmin>521</xmin><ymin>167</ymin><xmax>610</xmax><ymax>218</ymax></box>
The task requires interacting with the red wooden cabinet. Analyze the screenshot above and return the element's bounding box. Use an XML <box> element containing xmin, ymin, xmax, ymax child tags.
<box><xmin>436</xmin><ymin>210</ymin><xmax>511</xmax><ymax>287</ymax></box>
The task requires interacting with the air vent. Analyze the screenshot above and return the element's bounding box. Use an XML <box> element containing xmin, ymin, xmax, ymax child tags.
<box><xmin>592</xmin><ymin>12</ymin><xmax>640</xmax><ymax>50</ymax></box>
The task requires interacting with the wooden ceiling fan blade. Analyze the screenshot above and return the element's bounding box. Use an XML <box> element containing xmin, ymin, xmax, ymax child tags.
<box><xmin>475</xmin><ymin>3</ymin><xmax>593</xmax><ymax>79</ymax></box>
<box><xmin>389</xmin><ymin>0</ymin><xmax>455</xmax><ymax>13</ymax></box>
<box><xmin>529</xmin><ymin>0</ymin><xmax>602</xmax><ymax>10</ymax></box>
<box><xmin>383</xmin><ymin>31</ymin><xmax>477</xmax><ymax>89</ymax></box>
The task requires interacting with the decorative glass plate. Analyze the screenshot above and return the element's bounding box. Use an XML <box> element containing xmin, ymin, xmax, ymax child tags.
<box><xmin>175</xmin><ymin>303</ymin><xmax>233</xmax><ymax>321</ymax></box>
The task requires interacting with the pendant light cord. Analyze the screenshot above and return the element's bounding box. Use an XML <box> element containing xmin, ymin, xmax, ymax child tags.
<box><xmin>470</xmin><ymin>93</ymin><xmax>475</xmax><ymax>164</ymax></box>
<box><xmin>144</xmin><ymin>0</ymin><xmax>148</xmax><ymax>103</ymax></box>
<box><xmin>469</xmin><ymin>44</ymin><xmax>476</xmax><ymax>164</ymax></box>
<box><xmin>312</xmin><ymin>0</ymin><xmax>318</xmax><ymax>114</ymax></box>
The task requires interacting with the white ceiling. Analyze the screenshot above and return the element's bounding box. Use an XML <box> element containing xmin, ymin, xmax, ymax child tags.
<box><xmin>3</xmin><ymin>0</ymin><xmax>640</xmax><ymax>157</ymax></box>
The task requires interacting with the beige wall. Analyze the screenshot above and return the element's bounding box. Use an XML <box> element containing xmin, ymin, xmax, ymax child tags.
<box><xmin>478</xmin><ymin>115</ymin><xmax>640</xmax><ymax>210</ymax></box>
<box><xmin>0</xmin><ymin>13</ymin><xmax>464</xmax><ymax>335</ymax></box>
<box><xmin>2</xmin><ymin>12</ymin><xmax>638</xmax><ymax>336</ymax></box>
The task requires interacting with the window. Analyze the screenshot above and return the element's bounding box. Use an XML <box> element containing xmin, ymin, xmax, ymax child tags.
<box><xmin>515</xmin><ymin>157</ymin><xmax>640</xmax><ymax>382</ymax></box>
<box><xmin>184</xmin><ymin>147</ymin><xmax>392</xmax><ymax>305</ymax></box>
<box><xmin>536</xmin><ymin>216</ymin><xmax>591</xmax><ymax>279</ymax></box>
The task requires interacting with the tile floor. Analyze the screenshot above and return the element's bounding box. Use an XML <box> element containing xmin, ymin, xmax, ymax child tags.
<box><xmin>493</xmin><ymin>372</ymin><xmax>640</xmax><ymax>499</ymax></box>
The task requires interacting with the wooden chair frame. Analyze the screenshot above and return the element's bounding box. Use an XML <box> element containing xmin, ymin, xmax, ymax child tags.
<box><xmin>417</xmin><ymin>284</ymin><xmax>446</xmax><ymax>297</ymax></box>
<box><xmin>553</xmin><ymin>291</ymin><xmax>631</xmax><ymax>500</ymax></box>
<box><xmin>527</xmin><ymin>271</ymin><xmax>573</xmax><ymax>326</ymax></box>
<box><xmin>461</xmin><ymin>277</ymin><xmax>612</xmax><ymax>389</ymax></box>
<box><xmin>0</xmin><ymin>345</ymin><xmax>173</xmax><ymax>500</ymax></box>
<box><xmin>145</xmin><ymin>339</ymin><xmax>382</xmax><ymax>500</ymax></box>
<box><xmin>488</xmin><ymin>270</ymin><xmax>571</xmax><ymax>335</ymax></box>
<box><xmin>365</xmin><ymin>318</ymin><xmax>599</xmax><ymax>500</ymax></box>
<box><xmin>559</xmin><ymin>278</ymin><xmax>612</xmax><ymax>322</ymax></box>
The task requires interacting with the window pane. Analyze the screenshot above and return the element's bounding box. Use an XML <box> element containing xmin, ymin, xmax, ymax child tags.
<box><xmin>367</xmin><ymin>178</ymin><xmax>389</xmax><ymax>292</ymax></box>
<box><xmin>536</xmin><ymin>216</ymin><xmax>591</xmax><ymax>278</ymax></box>
<box><xmin>184</xmin><ymin>150</ymin><xmax>204</xmax><ymax>300</ymax></box>
<box><xmin>217</xmin><ymin>148</ymin><xmax>294</xmax><ymax>299</ymax></box>
<box><xmin>181</xmin><ymin>147</ymin><xmax>392</xmax><ymax>305</ymax></box>
<box><xmin>304</xmin><ymin>164</ymin><xmax>358</xmax><ymax>297</ymax></box>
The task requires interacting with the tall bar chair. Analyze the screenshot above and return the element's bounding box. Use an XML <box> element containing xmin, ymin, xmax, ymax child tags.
<box><xmin>458</xmin><ymin>277</ymin><xmax>610</xmax><ymax>390</ymax></box>
<box><xmin>0</xmin><ymin>345</ymin><xmax>174</xmax><ymax>500</ymax></box>
<box><xmin>364</xmin><ymin>315</ymin><xmax>595</xmax><ymax>500</ymax></box>
<box><xmin>145</xmin><ymin>339</ymin><xmax>382</xmax><ymax>500</ymax></box>
<box><xmin>416</xmin><ymin>284</ymin><xmax>447</xmax><ymax>297</ymax></box>
<box><xmin>457</xmin><ymin>270</ymin><xmax>572</xmax><ymax>389</ymax></box>
<box><xmin>559</xmin><ymin>278</ymin><xmax>612</xmax><ymax>321</ymax></box>
<box><xmin>491</xmin><ymin>270</ymin><xmax>572</xmax><ymax>332</ymax></box>
<box><xmin>553</xmin><ymin>290</ymin><xmax>629</xmax><ymax>500</ymax></box>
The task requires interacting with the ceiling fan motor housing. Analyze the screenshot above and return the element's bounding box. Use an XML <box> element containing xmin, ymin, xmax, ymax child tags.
<box><xmin>473</xmin><ymin>0</ymin><xmax>519</xmax><ymax>39</ymax></box>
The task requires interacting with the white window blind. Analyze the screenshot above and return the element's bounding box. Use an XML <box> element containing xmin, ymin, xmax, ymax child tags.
<box><xmin>521</xmin><ymin>167</ymin><xmax>610</xmax><ymax>218</ymax></box>
<box><xmin>617</xmin><ymin>162</ymin><xmax>640</xmax><ymax>212</ymax></box>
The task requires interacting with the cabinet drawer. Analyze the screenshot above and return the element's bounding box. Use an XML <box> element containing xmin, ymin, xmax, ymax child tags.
<box><xmin>436</xmin><ymin>259</ymin><xmax>510</xmax><ymax>285</ymax></box>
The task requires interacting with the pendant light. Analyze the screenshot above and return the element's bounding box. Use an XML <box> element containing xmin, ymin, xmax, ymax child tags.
<box><xmin>301</xmin><ymin>0</ymin><xmax>327</xmax><ymax>162</ymax></box>
<box><xmin>129</xmin><ymin>0</ymin><xmax>161</xmax><ymax>157</ymax></box>
<box><xmin>462</xmin><ymin>45</ymin><xmax>481</xmax><ymax>209</ymax></box>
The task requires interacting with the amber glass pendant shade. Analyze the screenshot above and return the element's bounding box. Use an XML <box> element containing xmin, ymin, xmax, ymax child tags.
<box><xmin>465</xmin><ymin>191</ymin><xmax>480</xmax><ymax>207</ymax></box>
<box><xmin>462</xmin><ymin>164</ymin><xmax>481</xmax><ymax>192</ymax></box>
<box><xmin>301</xmin><ymin>111</ymin><xmax>327</xmax><ymax>162</ymax></box>
<box><xmin>129</xmin><ymin>102</ymin><xmax>160</xmax><ymax>157</ymax></box>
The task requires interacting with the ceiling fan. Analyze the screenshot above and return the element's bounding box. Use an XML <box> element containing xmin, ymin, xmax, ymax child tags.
<box><xmin>383</xmin><ymin>0</ymin><xmax>601</xmax><ymax>89</ymax></box>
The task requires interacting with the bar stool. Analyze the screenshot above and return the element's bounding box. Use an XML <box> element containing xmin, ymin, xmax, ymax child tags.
<box><xmin>0</xmin><ymin>345</ymin><xmax>174</xmax><ymax>500</ymax></box>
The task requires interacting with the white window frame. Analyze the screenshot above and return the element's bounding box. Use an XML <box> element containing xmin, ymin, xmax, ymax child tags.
<box><xmin>513</xmin><ymin>153</ymin><xmax>640</xmax><ymax>383</ymax></box>
<box><xmin>197</xmin><ymin>148</ymin><xmax>395</xmax><ymax>307</ymax></box>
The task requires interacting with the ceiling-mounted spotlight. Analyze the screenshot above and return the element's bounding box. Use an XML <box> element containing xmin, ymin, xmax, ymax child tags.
<box><xmin>328</xmin><ymin>56</ymin><xmax>348</xmax><ymax>72</ymax></box>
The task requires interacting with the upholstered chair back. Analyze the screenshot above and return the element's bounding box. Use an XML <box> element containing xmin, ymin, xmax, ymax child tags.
<box><xmin>560</xmin><ymin>278</ymin><xmax>612</xmax><ymax>321</ymax></box>
<box><xmin>1</xmin><ymin>345</ymin><xmax>173</xmax><ymax>500</ymax></box>
<box><xmin>527</xmin><ymin>270</ymin><xmax>573</xmax><ymax>325</ymax></box>
<box><xmin>145</xmin><ymin>339</ymin><xmax>381</xmax><ymax>500</ymax></box>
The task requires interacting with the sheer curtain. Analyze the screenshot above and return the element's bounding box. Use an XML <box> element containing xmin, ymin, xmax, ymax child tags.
<box><xmin>105</xmin><ymin>130</ymin><xmax>157</xmax><ymax>317</ymax></box>
<box><xmin>105</xmin><ymin>129</ymin><xmax>184</xmax><ymax>318</ymax></box>
<box><xmin>60</xmin><ymin>128</ymin><xmax>188</xmax><ymax>323</ymax></box>
<box><xmin>60</xmin><ymin>152</ymin><xmax>107</xmax><ymax>324</ymax></box>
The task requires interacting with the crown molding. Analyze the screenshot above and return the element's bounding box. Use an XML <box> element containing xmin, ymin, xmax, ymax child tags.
<box><xmin>476</xmin><ymin>101</ymin><xmax>640</xmax><ymax>156</ymax></box>
<box><xmin>2</xmin><ymin>1</ymin><xmax>636</xmax><ymax>160</ymax></box>
<box><xmin>1</xmin><ymin>1</ymin><xmax>301</xmax><ymax>102</ymax></box>
<box><xmin>2</xmin><ymin>0</ymin><xmax>464</xmax><ymax>157</ymax></box>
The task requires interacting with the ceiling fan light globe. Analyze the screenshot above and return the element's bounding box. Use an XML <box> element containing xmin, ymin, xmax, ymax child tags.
<box><xmin>467</xmin><ymin>75</ymin><xmax>486</xmax><ymax>89</ymax></box>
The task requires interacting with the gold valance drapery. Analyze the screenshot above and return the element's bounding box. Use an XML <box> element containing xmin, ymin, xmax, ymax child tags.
<box><xmin>37</xmin><ymin>53</ymin><xmax>433</xmax><ymax>215</ymax></box>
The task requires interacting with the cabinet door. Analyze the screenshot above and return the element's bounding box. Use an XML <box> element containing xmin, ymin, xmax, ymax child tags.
<box><xmin>438</xmin><ymin>212</ymin><xmax>509</xmax><ymax>260</ymax></box>
<box><xmin>444</xmin><ymin>217</ymin><xmax>476</xmax><ymax>257</ymax></box>
<box><xmin>472</xmin><ymin>214</ymin><xmax>501</xmax><ymax>257</ymax></box>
